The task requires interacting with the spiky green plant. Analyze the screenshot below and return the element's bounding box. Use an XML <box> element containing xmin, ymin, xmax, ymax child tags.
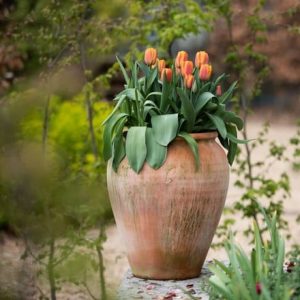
<box><xmin>208</xmin><ymin>210</ymin><xmax>291</xmax><ymax>300</ymax></box>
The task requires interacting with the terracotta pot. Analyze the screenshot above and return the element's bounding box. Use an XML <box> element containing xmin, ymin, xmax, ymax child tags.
<box><xmin>107</xmin><ymin>132</ymin><xmax>229</xmax><ymax>280</ymax></box>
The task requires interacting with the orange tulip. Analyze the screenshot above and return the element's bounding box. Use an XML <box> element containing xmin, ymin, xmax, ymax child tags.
<box><xmin>157</xmin><ymin>59</ymin><xmax>166</xmax><ymax>73</ymax></box>
<box><xmin>199</xmin><ymin>64</ymin><xmax>212</xmax><ymax>81</ymax></box>
<box><xmin>144</xmin><ymin>48</ymin><xmax>158</xmax><ymax>66</ymax></box>
<box><xmin>216</xmin><ymin>84</ymin><xmax>222</xmax><ymax>96</ymax></box>
<box><xmin>195</xmin><ymin>51</ymin><xmax>209</xmax><ymax>68</ymax></box>
<box><xmin>184</xmin><ymin>74</ymin><xmax>194</xmax><ymax>89</ymax></box>
<box><xmin>181</xmin><ymin>60</ymin><xmax>194</xmax><ymax>76</ymax></box>
<box><xmin>175</xmin><ymin>51</ymin><xmax>188</xmax><ymax>69</ymax></box>
<box><xmin>161</xmin><ymin>68</ymin><xmax>173</xmax><ymax>82</ymax></box>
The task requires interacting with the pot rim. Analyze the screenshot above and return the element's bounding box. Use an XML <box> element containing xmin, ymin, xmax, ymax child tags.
<box><xmin>177</xmin><ymin>131</ymin><xmax>218</xmax><ymax>141</ymax></box>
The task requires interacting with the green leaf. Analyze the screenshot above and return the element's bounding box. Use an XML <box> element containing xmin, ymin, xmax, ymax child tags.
<box><xmin>177</xmin><ymin>88</ymin><xmax>196</xmax><ymax>132</ymax></box>
<box><xmin>178</xmin><ymin>132</ymin><xmax>200</xmax><ymax>170</ymax></box>
<box><xmin>146</xmin><ymin>68</ymin><xmax>158</xmax><ymax>91</ymax></box>
<box><xmin>221</xmin><ymin>111</ymin><xmax>244</xmax><ymax>130</ymax></box>
<box><xmin>102</xmin><ymin>94</ymin><xmax>127</xmax><ymax>126</ymax></box>
<box><xmin>227</xmin><ymin>133</ymin><xmax>250</xmax><ymax>144</ymax></box>
<box><xmin>116</xmin><ymin>56</ymin><xmax>129</xmax><ymax>85</ymax></box>
<box><xmin>220</xmin><ymin>81</ymin><xmax>238</xmax><ymax>104</ymax></box>
<box><xmin>123</xmin><ymin>88</ymin><xmax>144</xmax><ymax>102</ymax></box>
<box><xmin>226</xmin><ymin>124</ymin><xmax>238</xmax><ymax>165</ymax></box>
<box><xmin>146</xmin><ymin>128</ymin><xmax>167</xmax><ymax>169</ymax></box>
<box><xmin>206</xmin><ymin>113</ymin><xmax>227</xmax><ymax>139</ymax></box>
<box><xmin>160</xmin><ymin>79</ymin><xmax>171</xmax><ymax>113</ymax></box>
<box><xmin>195</xmin><ymin>92</ymin><xmax>216</xmax><ymax>114</ymax></box>
<box><xmin>103</xmin><ymin>113</ymin><xmax>128</xmax><ymax>161</ymax></box>
<box><xmin>112</xmin><ymin>135</ymin><xmax>126</xmax><ymax>171</ymax></box>
<box><xmin>152</xmin><ymin>114</ymin><xmax>178</xmax><ymax>146</ymax></box>
<box><xmin>125</xmin><ymin>127</ymin><xmax>147</xmax><ymax>173</ymax></box>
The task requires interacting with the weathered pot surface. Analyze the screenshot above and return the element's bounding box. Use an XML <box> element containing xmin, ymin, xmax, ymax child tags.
<box><xmin>107</xmin><ymin>131</ymin><xmax>229</xmax><ymax>280</ymax></box>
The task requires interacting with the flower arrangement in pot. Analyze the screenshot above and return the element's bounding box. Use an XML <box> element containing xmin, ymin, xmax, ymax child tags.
<box><xmin>103</xmin><ymin>48</ymin><xmax>246</xmax><ymax>280</ymax></box>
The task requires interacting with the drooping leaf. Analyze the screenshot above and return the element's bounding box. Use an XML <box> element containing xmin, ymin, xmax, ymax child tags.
<box><xmin>178</xmin><ymin>132</ymin><xmax>200</xmax><ymax>170</ymax></box>
<box><xmin>220</xmin><ymin>111</ymin><xmax>244</xmax><ymax>130</ymax></box>
<box><xmin>206</xmin><ymin>113</ymin><xmax>227</xmax><ymax>139</ymax></box>
<box><xmin>226</xmin><ymin>124</ymin><xmax>238</xmax><ymax>165</ymax></box>
<box><xmin>125</xmin><ymin>126</ymin><xmax>147</xmax><ymax>173</ymax></box>
<box><xmin>152</xmin><ymin>114</ymin><xmax>178</xmax><ymax>146</ymax></box>
<box><xmin>103</xmin><ymin>113</ymin><xmax>128</xmax><ymax>161</ymax></box>
<box><xmin>145</xmin><ymin>128</ymin><xmax>167</xmax><ymax>169</ymax></box>
<box><xmin>195</xmin><ymin>92</ymin><xmax>216</xmax><ymax>114</ymax></box>
<box><xmin>116</xmin><ymin>56</ymin><xmax>129</xmax><ymax>85</ymax></box>
<box><xmin>227</xmin><ymin>132</ymin><xmax>250</xmax><ymax>144</ymax></box>
<box><xmin>123</xmin><ymin>88</ymin><xmax>144</xmax><ymax>102</ymax></box>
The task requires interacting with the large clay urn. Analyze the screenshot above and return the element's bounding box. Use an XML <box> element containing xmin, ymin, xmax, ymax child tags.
<box><xmin>107</xmin><ymin>132</ymin><xmax>229</xmax><ymax>280</ymax></box>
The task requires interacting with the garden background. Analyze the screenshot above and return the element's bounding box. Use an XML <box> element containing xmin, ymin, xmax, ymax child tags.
<box><xmin>0</xmin><ymin>0</ymin><xmax>299</xmax><ymax>299</ymax></box>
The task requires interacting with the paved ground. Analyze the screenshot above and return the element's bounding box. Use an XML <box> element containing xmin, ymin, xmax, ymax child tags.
<box><xmin>0</xmin><ymin>118</ymin><xmax>299</xmax><ymax>299</ymax></box>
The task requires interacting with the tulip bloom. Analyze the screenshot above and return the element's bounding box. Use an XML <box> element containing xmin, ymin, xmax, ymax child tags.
<box><xmin>199</xmin><ymin>64</ymin><xmax>212</xmax><ymax>81</ymax></box>
<box><xmin>181</xmin><ymin>60</ymin><xmax>194</xmax><ymax>76</ymax></box>
<box><xmin>216</xmin><ymin>84</ymin><xmax>222</xmax><ymax>96</ymax></box>
<box><xmin>184</xmin><ymin>75</ymin><xmax>194</xmax><ymax>89</ymax></box>
<box><xmin>161</xmin><ymin>68</ymin><xmax>172</xmax><ymax>82</ymax></box>
<box><xmin>144</xmin><ymin>48</ymin><xmax>158</xmax><ymax>66</ymax></box>
<box><xmin>195</xmin><ymin>51</ymin><xmax>209</xmax><ymax>68</ymax></box>
<box><xmin>175</xmin><ymin>51</ymin><xmax>188</xmax><ymax>69</ymax></box>
<box><xmin>157</xmin><ymin>59</ymin><xmax>166</xmax><ymax>73</ymax></box>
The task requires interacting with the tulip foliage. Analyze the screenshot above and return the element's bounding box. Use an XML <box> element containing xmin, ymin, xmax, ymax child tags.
<box><xmin>103</xmin><ymin>48</ymin><xmax>246</xmax><ymax>173</ymax></box>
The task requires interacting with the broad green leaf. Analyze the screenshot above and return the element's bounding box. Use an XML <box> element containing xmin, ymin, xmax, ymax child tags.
<box><xmin>195</xmin><ymin>92</ymin><xmax>216</xmax><ymax>114</ymax></box>
<box><xmin>125</xmin><ymin>126</ymin><xmax>147</xmax><ymax>173</ymax></box>
<box><xmin>116</xmin><ymin>56</ymin><xmax>129</xmax><ymax>85</ymax></box>
<box><xmin>206</xmin><ymin>113</ymin><xmax>227</xmax><ymax>139</ymax></box>
<box><xmin>177</xmin><ymin>88</ymin><xmax>196</xmax><ymax>132</ymax></box>
<box><xmin>146</xmin><ymin>128</ymin><xmax>167</xmax><ymax>169</ymax></box>
<box><xmin>112</xmin><ymin>135</ymin><xmax>126</xmax><ymax>172</ymax></box>
<box><xmin>178</xmin><ymin>132</ymin><xmax>199</xmax><ymax>170</ymax></box>
<box><xmin>152</xmin><ymin>114</ymin><xmax>178</xmax><ymax>146</ymax></box>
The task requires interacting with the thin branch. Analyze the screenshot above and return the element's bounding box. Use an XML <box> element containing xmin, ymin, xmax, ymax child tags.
<box><xmin>82</xmin><ymin>281</ymin><xmax>98</xmax><ymax>300</ymax></box>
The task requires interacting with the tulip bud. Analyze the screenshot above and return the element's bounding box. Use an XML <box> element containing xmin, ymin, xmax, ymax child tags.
<box><xmin>175</xmin><ymin>51</ymin><xmax>188</xmax><ymax>69</ymax></box>
<box><xmin>199</xmin><ymin>64</ymin><xmax>212</xmax><ymax>81</ymax></box>
<box><xmin>195</xmin><ymin>51</ymin><xmax>209</xmax><ymax>68</ymax></box>
<box><xmin>144</xmin><ymin>48</ymin><xmax>158</xmax><ymax>66</ymax></box>
<box><xmin>255</xmin><ymin>282</ymin><xmax>262</xmax><ymax>295</ymax></box>
<box><xmin>184</xmin><ymin>74</ymin><xmax>194</xmax><ymax>89</ymax></box>
<box><xmin>216</xmin><ymin>84</ymin><xmax>222</xmax><ymax>96</ymax></box>
<box><xmin>161</xmin><ymin>68</ymin><xmax>172</xmax><ymax>82</ymax></box>
<box><xmin>157</xmin><ymin>59</ymin><xmax>166</xmax><ymax>73</ymax></box>
<box><xmin>181</xmin><ymin>60</ymin><xmax>194</xmax><ymax>77</ymax></box>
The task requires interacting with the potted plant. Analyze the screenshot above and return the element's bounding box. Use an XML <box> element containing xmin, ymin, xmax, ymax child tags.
<box><xmin>103</xmin><ymin>48</ymin><xmax>245</xmax><ymax>280</ymax></box>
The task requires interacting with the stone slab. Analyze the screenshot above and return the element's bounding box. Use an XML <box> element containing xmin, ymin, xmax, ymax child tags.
<box><xmin>118</xmin><ymin>264</ymin><xmax>212</xmax><ymax>300</ymax></box>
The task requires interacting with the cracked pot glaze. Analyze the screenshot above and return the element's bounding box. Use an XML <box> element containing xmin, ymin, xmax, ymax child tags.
<box><xmin>107</xmin><ymin>132</ymin><xmax>229</xmax><ymax>280</ymax></box>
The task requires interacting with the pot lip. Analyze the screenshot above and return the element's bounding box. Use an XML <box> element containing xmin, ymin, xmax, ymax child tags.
<box><xmin>177</xmin><ymin>131</ymin><xmax>218</xmax><ymax>141</ymax></box>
